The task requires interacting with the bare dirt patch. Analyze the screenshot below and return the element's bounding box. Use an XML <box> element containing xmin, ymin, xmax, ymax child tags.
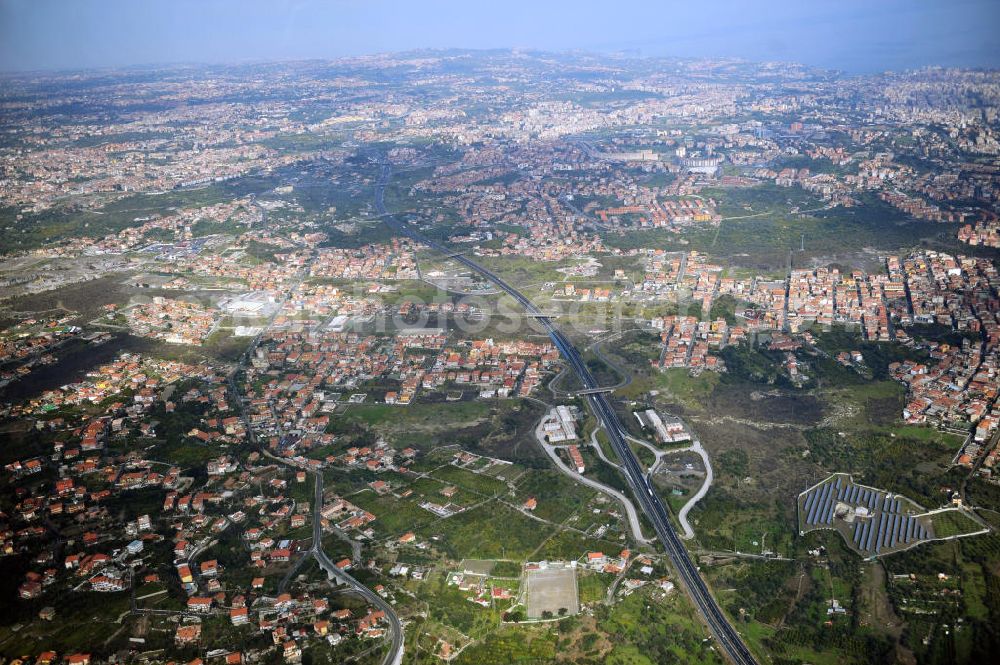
<box><xmin>524</xmin><ymin>566</ymin><xmax>579</xmax><ymax>619</ymax></box>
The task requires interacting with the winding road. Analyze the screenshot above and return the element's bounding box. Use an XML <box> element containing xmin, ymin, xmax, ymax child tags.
<box><xmin>375</xmin><ymin>161</ymin><xmax>758</xmax><ymax>665</ymax></box>
<box><xmin>259</xmin><ymin>448</ymin><xmax>405</xmax><ymax>665</ymax></box>
<box><xmin>653</xmin><ymin>435</ymin><xmax>714</xmax><ymax>541</ymax></box>
<box><xmin>534</xmin><ymin>420</ymin><xmax>651</xmax><ymax>545</ymax></box>
<box><xmin>224</xmin><ymin>248</ymin><xmax>405</xmax><ymax>665</ymax></box>
<box><xmin>311</xmin><ymin>471</ymin><xmax>405</xmax><ymax>665</ymax></box>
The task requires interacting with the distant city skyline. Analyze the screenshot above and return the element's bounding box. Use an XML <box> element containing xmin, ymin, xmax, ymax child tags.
<box><xmin>1</xmin><ymin>0</ymin><xmax>998</xmax><ymax>74</ymax></box>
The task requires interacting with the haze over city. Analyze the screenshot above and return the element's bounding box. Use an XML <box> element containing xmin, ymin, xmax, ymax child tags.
<box><xmin>1</xmin><ymin>0</ymin><xmax>999</xmax><ymax>73</ymax></box>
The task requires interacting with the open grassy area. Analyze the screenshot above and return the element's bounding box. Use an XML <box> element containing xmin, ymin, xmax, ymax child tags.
<box><xmin>803</xmin><ymin>428</ymin><xmax>961</xmax><ymax>508</ymax></box>
<box><xmin>417</xmin><ymin>570</ymin><xmax>505</xmax><ymax>638</ymax></box>
<box><xmin>417</xmin><ymin>501</ymin><xmax>555</xmax><ymax>561</ymax></box>
<box><xmin>453</xmin><ymin>626</ymin><xmax>559</xmax><ymax>665</ymax></box>
<box><xmin>577</xmin><ymin>572</ymin><xmax>613</xmax><ymax>604</ymax></box>
<box><xmin>430</xmin><ymin>464</ymin><xmax>509</xmax><ymax>497</ymax></box>
<box><xmin>476</xmin><ymin>255</ymin><xmax>574</xmax><ymax>291</ymax></box>
<box><xmin>1</xmin><ymin>188</ymin><xmax>227</xmax><ymax>253</ymax></box>
<box><xmin>932</xmin><ymin>509</ymin><xmax>985</xmax><ymax>539</ymax></box>
<box><xmin>514</xmin><ymin>469</ymin><xmax>598</xmax><ymax>524</ymax></box>
<box><xmin>336</xmin><ymin>398</ymin><xmax>549</xmax><ymax>467</ymax></box>
<box><xmin>620</xmin><ymin>367</ymin><xmax>720</xmax><ymax>409</ymax></box>
<box><xmin>351</xmin><ymin>489</ymin><xmax>439</xmax><ymax>538</ymax></box>
<box><xmin>532</xmin><ymin>529</ymin><xmax>622</xmax><ymax>562</ymax></box>
<box><xmin>448</xmin><ymin>580</ymin><xmax>723</xmax><ymax>665</ymax></box>
<box><xmin>343</xmin><ymin>399</ymin><xmax>492</xmax><ymax>429</ymax></box>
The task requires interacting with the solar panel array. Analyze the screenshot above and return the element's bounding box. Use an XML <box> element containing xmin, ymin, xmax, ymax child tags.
<box><xmin>801</xmin><ymin>476</ymin><xmax>930</xmax><ymax>556</ymax></box>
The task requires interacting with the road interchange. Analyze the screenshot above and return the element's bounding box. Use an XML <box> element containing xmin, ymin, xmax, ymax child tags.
<box><xmin>375</xmin><ymin>161</ymin><xmax>758</xmax><ymax>665</ymax></box>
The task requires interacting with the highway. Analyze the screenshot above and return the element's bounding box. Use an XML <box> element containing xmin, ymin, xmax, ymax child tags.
<box><xmin>375</xmin><ymin>161</ymin><xmax>758</xmax><ymax>665</ymax></box>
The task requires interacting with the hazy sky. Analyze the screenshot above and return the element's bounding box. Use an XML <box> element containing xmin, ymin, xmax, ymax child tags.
<box><xmin>1</xmin><ymin>0</ymin><xmax>998</xmax><ymax>73</ymax></box>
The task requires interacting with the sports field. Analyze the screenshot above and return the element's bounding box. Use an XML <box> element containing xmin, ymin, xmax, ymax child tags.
<box><xmin>524</xmin><ymin>566</ymin><xmax>579</xmax><ymax>618</ymax></box>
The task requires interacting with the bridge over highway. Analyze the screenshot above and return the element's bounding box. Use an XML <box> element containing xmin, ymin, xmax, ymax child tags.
<box><xmin>573</xmin><ymin>387</ymin><xmax>616</xmax><ymax>395</ymax></box>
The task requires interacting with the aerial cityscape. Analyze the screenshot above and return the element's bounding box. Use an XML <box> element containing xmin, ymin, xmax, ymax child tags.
<box><xmin>1</xmin><ymin>2</ymin><xmax>999</xmax><ymax>665</ymax></box>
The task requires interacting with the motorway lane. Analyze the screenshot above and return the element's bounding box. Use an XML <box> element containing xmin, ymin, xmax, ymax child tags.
<box><xmin>375</xmin><ymin>162</ymin><xmax>758</xmax><ymax>665</ymax></box>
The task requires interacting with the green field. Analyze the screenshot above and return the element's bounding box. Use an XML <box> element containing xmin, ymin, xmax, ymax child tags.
<box><xmin>932</xmin><ymin>509</ymin><xmax>985</xmax><ymax>539</ymax></box>
<box><xmin>417</xmin><ymin>502</ymin><xmax>555</xmax><ymax>561</ymax></box>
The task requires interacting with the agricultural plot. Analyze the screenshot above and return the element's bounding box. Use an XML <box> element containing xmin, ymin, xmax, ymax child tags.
<box><xmin>513</xmin><ymin>468</ymin><xmax>599</xmax><ymax>524</ymax></box>
<box><xmin>418</xmin><ymin>502</ymin><xmax>554</xmax><ymax>560</ymax></box>
<box><xmin>348</xmin><ymin>489</ymin><xmax>435</xmax><ymax>538</ymax></box>
<box><xmin>432</xmin><ymin>463</ymin><xmax>511</xmax><ymax>496</ymax></box>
